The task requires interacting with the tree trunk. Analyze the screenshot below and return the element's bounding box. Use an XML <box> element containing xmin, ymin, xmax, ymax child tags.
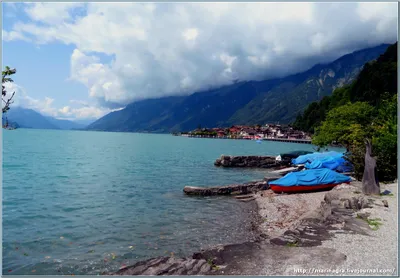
<box><xmin>362</xmin><ymin>139</ymin><xmax>380</xmax><ymax>195</ymax></box>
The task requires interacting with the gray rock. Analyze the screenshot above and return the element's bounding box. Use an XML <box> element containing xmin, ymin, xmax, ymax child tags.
<box><xmin>112</xmin><ymin>257</ymin><xmax>211</xmax><ymax>276</ymax></box>
<box><xmin>183</xmin><ymin>180</ymin><xmax>268</xmax><ymax>196</ymax></box>
<box><xmin>214</xmin><ymin>159</ymin><xmax>222</xmax><ymax>166</ymax></box>
<box><xmin>214</xmin><ymin>155</ymin><xmax>278</xmax><ymax>168</ymax></box>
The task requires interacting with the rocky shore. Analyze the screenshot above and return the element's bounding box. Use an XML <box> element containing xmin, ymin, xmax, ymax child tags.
<box><xmin>112</xmin><ymin>181</ymin><xmax>398</xmax><ymax>276</ymax></box>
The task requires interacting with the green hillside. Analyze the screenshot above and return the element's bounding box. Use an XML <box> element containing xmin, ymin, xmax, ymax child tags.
<box><xmin>293</xmin><ymin>42</ymin><xmax>397</xmax><ymax>133</ymax></box>
<box><xmin>294</xmin><ymin>42</ymin><xmax>397</xmax><ymax>182</ymax></box>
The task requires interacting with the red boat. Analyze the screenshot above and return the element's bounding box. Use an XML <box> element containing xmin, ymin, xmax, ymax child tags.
<box><xmin>269</xmin><ymin>183</ymin><xmax>349</xmax><ymax>193</ymax></box>
<box><xmin>268</xmin><ymin>168</ymin><xmax>352</xmax><ymax>194</ymax></box>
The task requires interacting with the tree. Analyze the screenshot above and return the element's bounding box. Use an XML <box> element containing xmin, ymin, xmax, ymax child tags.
<box><xmin>2</xmin><ymin>66</ymin><xmax>17</xmax><ymax>114</ymax></box>
<box><xmin>312</xmin><ymin>102</ymin><xmax>376</xmax><ymax>181</ymax></box>
<box><xmin>371</xmin><ymin>94</ymin><xmax>398</xmax><ymax>181</ymax></box>
<box><xmin>312</xmin><ymin>97</ymin><xmax>397</xmax><ymax>183</ymax></box>
<box><xmin>312</xmin><ymin>102</ymin><xmax>376</xmax><ymax>150</ymax></box>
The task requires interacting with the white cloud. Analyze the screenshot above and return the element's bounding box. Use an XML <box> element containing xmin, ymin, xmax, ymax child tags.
<box><xmin>2</xmin><ymin>30</ymin><xmax>30</xmax><ymax>42</ymax></box>
<box><xmin>3</xmin><ymin>82</ymin><xmax>114</xmax><ymax>120</ymax></box>
<box><xmin>183</xmin><ymin>28</ymin><xmax>199</xmax><ymax>41</ymax></box>
<box><xmin>56</xmin><ymin>105</ymin><xmax>117</xmax><ymax>120</ymax></box>
<box><xmin>24</xmin><ymin>2</ymin><xmax>85</xmax><ymax>24</ymax></box>
<box><xmin>69</xmin><ymin>99</ymin><xmax>89</xmax><ymax>107</ymax></box>
<box><xmin>3</xmin><ymin>2</ymin><xmax>398</xmax><ymax>111</ymax></box>
<box><xmin>3</xmin><ymin>82</ymin><xmax>59</xmax><ymax>116</ymax></box>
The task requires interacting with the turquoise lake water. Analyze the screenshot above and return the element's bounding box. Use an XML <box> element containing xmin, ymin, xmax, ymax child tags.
<box><xmin>2</xmin><ymin>129</ymin><xmax>343</xmax><ymax>275</ymax></box>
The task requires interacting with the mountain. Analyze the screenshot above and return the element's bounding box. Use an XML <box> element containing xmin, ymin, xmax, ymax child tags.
<box><xmin>87</xmin><ymin>43</ymin><xmax>391</xmax><ymax>133</ymax></box>
<box><xmin>5</xmin><ymin>107</ymin><xmax>60</xmax><ymax>129</ymax></box>
<box><xmin>44</xmin><ymin>116</ymin><xmax>86</xmax><ymax>130</ymax></box>
<box><xmin>4</xmin><ymin>107</ymin><xmax>86</xmax><ymax>130</ymax></box>
<box><xmin>227</xmin><ymin>43</ymin><xmax>392</xmax><ymax>125</ymax></box>
<box><xmin>293</xmin><ymin>42</ymin><xmax>397</xmax><ymax>133</ymax></box>
<box><xmin>73</xmin><ymin>119</ymin><xmax>95</xmax><ymax>127</ymax></box>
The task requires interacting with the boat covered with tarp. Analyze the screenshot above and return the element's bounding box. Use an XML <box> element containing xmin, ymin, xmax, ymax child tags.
<box><xmin>276</xmin><ymin>150</ymin><xmax>313</xmax><ymax>162</ymax></box>
<box><xmin>291</xmin><ymin>151</ymin><xmax>353</xmax><ymax>173</ymax></box>
<box><xmin>269</xmin><ymin>168</ymin><xmax>351</xmax><ymax>193</ymax></box>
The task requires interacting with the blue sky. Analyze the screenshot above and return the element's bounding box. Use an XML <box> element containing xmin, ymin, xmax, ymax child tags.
<box><xmin>3</xmin><ymin>4</ymin><xmax>89</xmax><ymax>118</ymax></box>
<box><xmin>3</xmin><ymin>2</ymin><xmax>119</xmax><ymax>120</ymax></box>
<box><xmin>2</xmin><ymin>2</ymin><xmax>398</xmax><ymax>121</ymax></box>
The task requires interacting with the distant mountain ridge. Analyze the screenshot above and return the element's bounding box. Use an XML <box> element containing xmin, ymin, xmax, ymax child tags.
<box><xmin>227</xmin><ymin>44</ymin><xmax>391</xmax><ymax>125</ymax></box>
<box><xmin>4</xmin><ymin>107</ymin><xmax>87</xmax><ymax>130</ymax></box>
<box><xmin>82</xmin><ymin>43</ymin><xmax>390</xmax><ymax>132</ymax></box>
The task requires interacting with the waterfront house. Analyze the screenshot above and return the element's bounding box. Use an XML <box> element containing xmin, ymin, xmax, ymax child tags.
<box><xmin>276</xmin><ymin>129</ymin><xmax>286</xmax><ymax>138</ymax></box>
<box><xmin>288</xmin><ymin>131</ymin><xmax>303</xmax><ymax>140</ymax></box>
<box><xmin>229</xmin><ymin>126</ymin><xmax>240</xmax><ymax>134</ymax></box>
<box><xmin>257</xmin><ymin>133</ymin><xmax>266</xmax><ymax>138</ymax></box>
<box><xmin>182</xmin><ymin>123</ymin><xmax>309</xmax><ymax>141</ymax></box>
<box><xmin>240</xmin><ymin>128</ymin><xmax>257</xmax><ymax>137</ymax></box>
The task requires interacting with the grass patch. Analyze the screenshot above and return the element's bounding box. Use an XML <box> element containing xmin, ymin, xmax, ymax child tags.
<box><xmin>286</xmin><ymin>241</ymin><xmax>298</xmax><ymax>247</ymax></box>
<box><xmin>367</xmin><ymin>218</ymin><xmax>383</xmax><ymax>230</ymax></box>
<box><xmin>207</xmin><ymin>258</ymin><xmax>219</xmax><ymax>270</ymax></box>
<box><xmin>353</xmin><ymin>190</ymin><xmax>361</xmax><ymax>194</ymax></box>
<box><xmin>356</xmin><ymin>215</ymin><xmax>383</xmax><ymax>230</ymax></box>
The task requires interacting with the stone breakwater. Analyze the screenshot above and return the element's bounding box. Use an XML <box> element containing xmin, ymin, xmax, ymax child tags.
<box><xmin>214</xmin><ymin>155</ymin><xmax>282</xmax><ymax>168</ymax></box>
<box><xmin>183</xmin><ymin>179</ymin><xmax>278</xmax><ymax>196</ymax></box>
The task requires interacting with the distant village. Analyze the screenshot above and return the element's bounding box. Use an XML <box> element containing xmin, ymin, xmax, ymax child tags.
<box><xmin>174</xmin><ymin>124</ymin><xmax>312</xmax><ymax>142</ymax></box>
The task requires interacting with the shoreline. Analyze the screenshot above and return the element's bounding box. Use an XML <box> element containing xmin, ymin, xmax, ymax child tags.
<box><xmin>113</xmin><ymin>180</ymin><xmax>398</xmax><ymax>276</ymax></box>
<box><xmin>178</xmin><ymin>134</ymin><xmax>312</xmax><ymax>144</ymax></box>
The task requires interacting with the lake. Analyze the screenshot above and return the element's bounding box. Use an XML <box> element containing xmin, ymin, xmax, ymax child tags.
<box><xmin>2</xmin><ymin>129</ymin><xmax>342</xmax><ymax>275</ymax></box>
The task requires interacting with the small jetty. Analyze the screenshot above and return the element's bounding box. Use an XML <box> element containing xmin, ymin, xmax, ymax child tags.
<box><xmin>214</xmin><ymin>155</ymin><xmax>283</xmax><ymax>168</ymax></box>
<box><xmin>183</xmin><ymin>178</ymin><xmax>278</xmax><ymax>196</ymax></box>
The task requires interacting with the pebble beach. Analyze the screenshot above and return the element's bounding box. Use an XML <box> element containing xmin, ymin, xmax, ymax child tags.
<box><xmin>255</xmin><ymin>180</ymin><xmax>398</xmax><ymax>276</ymax></box>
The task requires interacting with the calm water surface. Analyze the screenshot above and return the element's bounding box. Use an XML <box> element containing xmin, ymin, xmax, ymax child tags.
<box><xmin>2</xmin><ymin>129</ymin><xmax>342</xmax><ymax>275</ymax></box>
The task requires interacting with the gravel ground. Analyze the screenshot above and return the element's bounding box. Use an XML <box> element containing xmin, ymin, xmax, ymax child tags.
<box><xmin>318</xmin><ymin>181</ymin><xmax>398</xmax><ymax>276</ymax></box>
<box><xmin>255</xmin><ymin>189</ymin><xmax>327</xmax><ymax>238</ymax></box>
<box><xmin>255</xmin><ymin>181</ymin><xmax>398</xmax><ymax>276</ymax></box>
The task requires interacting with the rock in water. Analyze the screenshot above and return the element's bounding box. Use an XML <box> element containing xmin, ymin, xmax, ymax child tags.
<box><xmin>214</xmin><ymin>155</ymin><xmax>278</xmax><ymax>168</ymax></box>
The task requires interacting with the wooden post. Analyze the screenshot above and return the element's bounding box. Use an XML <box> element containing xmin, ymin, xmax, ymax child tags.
<box><xmin>362</xmin><ymin>139</ymin><xmax>380</xmax><ymax>195</ymax></box>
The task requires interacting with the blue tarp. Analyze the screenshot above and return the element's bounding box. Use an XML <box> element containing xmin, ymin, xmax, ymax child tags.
<box><xmin>292</xmin><ymin>151</ymin><xmax>343</xmax><ymax>164</ymax></box>
<box><xmin>292</xmin><ymin>151</ymin><xmax>353</xmax><ymax>173</ymax></box>
<box><xmin>270</xmin><ymin>168</ymin><xmax>351</xmax><ymax>187</ymax></box>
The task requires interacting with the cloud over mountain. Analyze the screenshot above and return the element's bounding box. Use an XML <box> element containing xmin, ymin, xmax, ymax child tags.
<box><xmin>3</xmin><ymin>2</ymin><xmax>398</xmax><ymax>110</ymax></box>
<box><xmin>3</xmin><ymin>81</ymin><xmax>115</xmax><ymax>120</ymax></box>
